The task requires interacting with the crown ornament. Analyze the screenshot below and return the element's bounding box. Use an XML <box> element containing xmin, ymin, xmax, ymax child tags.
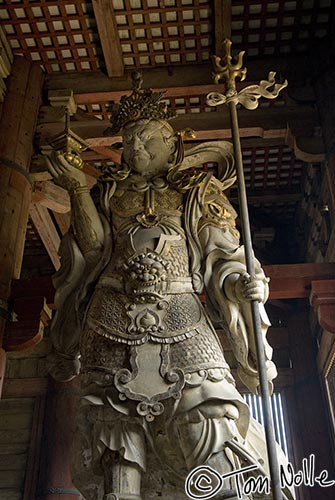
<box><xmin>104</xmin><ymin>71</ymin><xmax>176</xmax><ymax>136</ymax></box>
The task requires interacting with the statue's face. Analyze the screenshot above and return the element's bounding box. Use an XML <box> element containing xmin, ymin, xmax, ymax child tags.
<box><xmin>122</xmin><ymin>119</ymin><xmax>176</xmax><ymax>177</ymax></box>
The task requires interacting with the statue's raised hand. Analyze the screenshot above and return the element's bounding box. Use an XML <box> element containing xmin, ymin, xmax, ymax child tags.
<box><xmin>45</xmin><ymin>150</ymin><xmax>87</xmax><ymax>192</ymax></box>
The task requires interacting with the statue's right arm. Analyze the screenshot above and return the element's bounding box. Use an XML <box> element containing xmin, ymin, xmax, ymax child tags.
<box><xmin>46</xmin><ymin>151</ymin><xmax>104</xmax><ymax>257</ymax></box>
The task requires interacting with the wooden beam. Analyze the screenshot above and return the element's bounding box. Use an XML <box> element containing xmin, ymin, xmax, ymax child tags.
<box><xmin>87</xmin><ymin>144</ymin><xmax>122</xmax><ymax>163</ymax></box>
<box><xmin>30</xmin><ymin>161</ymin><xmax>98</xmax><ymax>188</ymax></box>
<box><xmin>92</xmin><ymin>0</ymin><xmax>124</xmax><ymax>77</ymax></box>
<box><xmin>264</xmin><ymin>263</ymin><xmax>335</xmax><ymax>299</ymax></box>
<box><xmin>37</xmin><ymin>102</ymin><xmax>316</xmax><ymax>142</ymax></box>
<box><xmin>287</xmin><ymin>125</ymin><xmax>325</xmax><ymax>162</ymax></box>
<box><xmin>82</xmin><ymin>150</ymin><xmax>108</xmax><ymax>161</ymax></box>
<box><xmin>31</xmin><ymin>181</ymin><xmax>70</xmax><ymax>214</ymax></box>
<box><xmin>53</xmin><ymin>211</ymin><xmax>71</xmax><ymax>235</ymax></box>
<box><xmin>310</xmin><ymin>279</ymin><xmax>335</xmax><ymax>334</ymax></box>
<box><xmin>45</xmin><ymin>53</ymin><xmax>307</xmax><ymax>93</ymax></box>
<box><xmin>29</xmin><ymin>204</ymin><xmax>61</xmax><ymax>271</ymax></box>
<box><xmin>74</xmin><ymin>84</ymin><xmax>228</xmax><ymax>105</ymax></box>
<box><xmin>240</xmin><ymin>137</ymin><xmax>287</xmax><ymax>148</ymax></box>
<box><xmin>214</xmin><ymin>0</ymin><xmax>231</xmax><ymax>57</ymax></box>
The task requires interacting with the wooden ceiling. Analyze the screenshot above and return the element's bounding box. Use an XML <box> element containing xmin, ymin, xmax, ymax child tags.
<box><xmin>0</xmin><ymin>0</ymin><xmax>333</xmax><ymax>274</ymax></box>
<box><xmin>0</xmin><ymin>1</ymin><xmax>332</xmax><ymax>73</ymax></box>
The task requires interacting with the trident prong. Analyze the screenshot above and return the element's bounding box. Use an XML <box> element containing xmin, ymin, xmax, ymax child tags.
<box><xmin>208</xmin><ymin>39</ymin><xmax>287</xmax><ymax>109</ymax></box>
<box><xmin>212</xmin><ymin>39</ymin><xmax>247</xmax><ymax>92</ymax></box>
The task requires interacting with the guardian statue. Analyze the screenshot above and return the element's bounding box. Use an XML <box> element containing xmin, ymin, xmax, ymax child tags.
<box><xmin>45</xmin><ymin>74</ymin><xmax>293</xmax><ymax>500</ymax></box>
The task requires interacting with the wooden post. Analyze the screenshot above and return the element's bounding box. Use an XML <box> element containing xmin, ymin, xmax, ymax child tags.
<box><xmin>37</xmin><ymin>378</ymin><xmax>81</xmax><ymax>500</ymax></box>
<box><xmin>288</xmin><ymin>305</ymin><xmax>335</xmax><ymax>500</ymax></box>
<box><xmin>0</xmin><ymin>56</ymin><xmax>44</xmax><ymax>394</ymax></box>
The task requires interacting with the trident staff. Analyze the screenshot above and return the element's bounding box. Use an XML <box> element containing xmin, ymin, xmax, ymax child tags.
<box><xmin>206</xmin><ymin>39</ymin><xmax>288</xmax><ymax>500</ymax></box>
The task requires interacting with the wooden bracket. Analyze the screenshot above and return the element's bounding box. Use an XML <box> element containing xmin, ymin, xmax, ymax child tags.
<box><xmin>310</xmin><ymin>279</ymin><xmax>335</xmax><ymax>334</ymax></box>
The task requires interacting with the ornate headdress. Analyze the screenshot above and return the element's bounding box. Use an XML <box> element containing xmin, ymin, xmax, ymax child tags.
<box><xmin>104</xmin><ymin>71</ymin><xmax>176</xmax><ymax>135</ymax></box>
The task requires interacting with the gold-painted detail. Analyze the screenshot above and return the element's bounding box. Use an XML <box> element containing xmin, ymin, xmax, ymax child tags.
<box><xmin>98</xmin><ymin>163</ymin><xmax>131</xmax><ymax>183</ymax></box>
<box><xmin>180</xmin><ymin>128</ymin><xmax>197</xmax><ymax>140</ymax></box>
<box><xmin>199</xmin><ymin>179</ymin><xmax>240</xmax><ymax>239</ymax></box>
<box><xmin>110</xmin><ymin>183</ymin><xmax>184</xmax><ymax>220</ymax></box>
<box><xmin>41</xmin><ymin>111</ymin><xmax>88</xmax><ymax>170</ymax></box>
<box><xmin>167</xmin><ymin>165</ymin><xmax>207</xmax><ymax>193</ymax></box>
<box><xmin>105</xmin><ymin>71</ymin><xmax>176</xmax><ymax>135</ymax></box>
<box><xmin>207</xmin><ymin>39</ymin><xmax>288</xmax><ymax>109</ymax></box>
<box><xmin>212</xmin><ymin>39</ymin><xmax>247</xmax><ymax>93</ymax></box>
<box><xmin>71</xmin><ymin>195</ymin><xmax>99</xmax><ymax>254</ymax></box>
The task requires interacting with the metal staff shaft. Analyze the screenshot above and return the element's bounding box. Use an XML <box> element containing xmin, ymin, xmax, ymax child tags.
<box><xmin>229</xmin><ymin>100</ymin><xmax>283</xmax><ymax>500</ymax></box>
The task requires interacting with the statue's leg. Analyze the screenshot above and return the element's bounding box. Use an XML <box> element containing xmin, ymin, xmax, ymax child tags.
<box><xmin>176</xmin><ymin>402</ymin><xmax>251</xmax><ymax>499</ymax></box>
<box><xmin>101</xmin><ymin>449</ymin><xmax>142</xmax><ymax>500</ymax></box>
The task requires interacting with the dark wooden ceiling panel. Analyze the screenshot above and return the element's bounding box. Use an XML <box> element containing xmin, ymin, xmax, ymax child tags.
<box><xmin>0</xmin><ymin>0</ymin><xmax>101</xmax><ymax>73</ymax></box>
<box><xmin>111</xmin><ymin>0</ymin><xmax>213</xmax><ymax>69</ymax></box>
<box><xmin>231</xmin><ymin>0</ymin><xmax>332</xmax><ymax>58</ymax></box>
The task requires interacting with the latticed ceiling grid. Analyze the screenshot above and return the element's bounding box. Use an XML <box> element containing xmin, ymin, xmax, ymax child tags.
<box><xmin>0</xmin><ymin>0</ymin><xmax>333</xmax><ymax>74</ymax></box>
<box><xmin>248</xmin><ymin>196</ymin><xmax>300</xmax><ymax>222</ymax></box>
<box><xmin>231</xmin><ymin>0</ymin><xmax>332</xmax><ymax>58</ymax></box>
<box><xmin>112</xmin><ymin>0</ymin><xmax>212</xmax><ymax>69</ymax></box>
<box><xmin>232</xmin><ymin>145</ymin><xmax>304</xmax><ymax>221</ymax></box>
<box><xmin>240</xmin><ymin>145</ymin><xmax>303</xmax><ymax>190</ymax></box>
<box><xmin>0</xmin><ymin>0</ymin><xmax>101</xmax><ymax>73</ymax></box>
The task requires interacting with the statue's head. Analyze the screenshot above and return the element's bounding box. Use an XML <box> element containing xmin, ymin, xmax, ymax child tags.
<box><xmin>122</xmin><ymin>118</ymin><xmax>177</xmax><ymax>177</ymax></box>
<box><xmin>104</xmin><ymin>72</ymin><xmax>180</xmax><ymax>178</ymax></box>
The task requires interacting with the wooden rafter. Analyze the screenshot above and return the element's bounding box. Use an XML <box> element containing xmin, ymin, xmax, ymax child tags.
<box><xmin>37</xmin><ymin>104</ymin><xmax>317</xmax><ymax>143</ymax></box>
<box><xmin>264</xmin><ymin>263</ymin><xmax>335</xmax><ymax>300</ymax></box>
<box><xmin>44</xmin><ymin>52</ymin><xmax>305</xmax><ymax>94</ymax></box>
<box><xmin>74</xmin><ymin>84</ymin><xmax>225</xmax><ymax>105</ymax></box>
<box><xmin>86</xmin><ymin>142</ymin><xmax>122</xmax><ymax>163</ymax></box>
<box><xmin>53</xmin><ymin>212</ymin><xmax>71</xmax><ymax>236</ymax></box>
<box><xmin>31</xmin><ymin>181</ymin><xmax>70</xmax><ymax>214</ymax></box>
<box><xmin>92</xmin><ymin>0</ymin><xmax>124</xmax><ymax>77</ymax></box>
